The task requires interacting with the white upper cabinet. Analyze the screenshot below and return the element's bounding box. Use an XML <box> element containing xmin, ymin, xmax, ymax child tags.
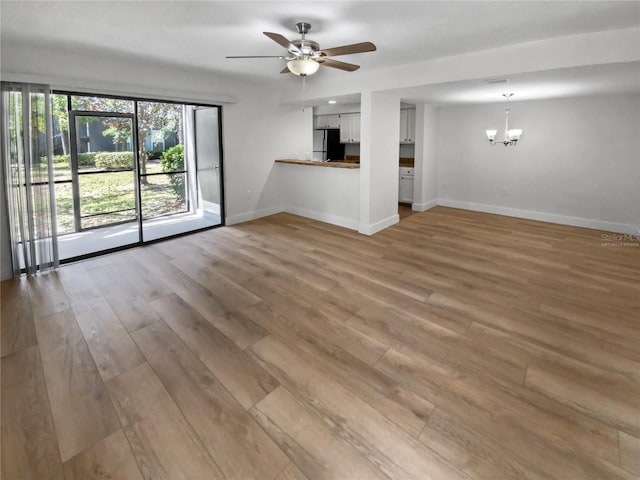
<box><xmin>351</xmin><ymin>114</ymin><xmax>361</xmax><ymax>143</ymax></box>
<box><xmin>314</xmin><ymin>114</ymin><xmax>341</xmax><ymax>129</ymax></box>
<box><xmin>339</xmin><ymin>113</ymin><xmax>360</xmax><ymax>143</ymax></box>
<box><xmin>399</xmin><ymin>109</ymin><xmax>416</xmax><ymax>144</ymax></box>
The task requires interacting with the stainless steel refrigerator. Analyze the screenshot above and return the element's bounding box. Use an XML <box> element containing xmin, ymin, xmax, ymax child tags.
<box><xmin>313</xmin><ymin>128</ymin><xmax>344</xmax><ymax>161</ymax></box>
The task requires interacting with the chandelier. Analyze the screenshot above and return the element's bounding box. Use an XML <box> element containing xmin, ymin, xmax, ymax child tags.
<box><xmin>486</xmin><ymin>93</ymin><xmax>523</xmax><ymax>146</ymax></box>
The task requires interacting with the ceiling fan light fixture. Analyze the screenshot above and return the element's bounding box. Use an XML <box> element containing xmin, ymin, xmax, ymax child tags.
<box><xmin>287</xmin><ymin>58</ymin><xmax>320</xmax><ymax>76</ymax></box>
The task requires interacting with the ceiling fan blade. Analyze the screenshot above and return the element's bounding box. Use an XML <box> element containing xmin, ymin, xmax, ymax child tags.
<box><xmin>317</xmin><ymin>58</ymin><xmax>360</xmax><ymax>72</ymax></box>
<box><xmin>226</xmin><ymin>55</ymin><xmax>286</xmax><ymax>59</ymax></box>
<box><xmin>263</xmin><ymin>32</ymin><xmax>301</xmax><ymax>54</ymax></box>
<box><xmin>280</xmin><ymin>66</ymin><xmax>291</xmax><ymax>74</ymax></box>
<box><xmin>318</xmin><ymin>42</ymin><xmax>376</xmax><ymax>57</ymax></box>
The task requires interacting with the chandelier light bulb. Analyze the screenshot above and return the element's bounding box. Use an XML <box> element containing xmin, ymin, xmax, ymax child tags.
<box><xmin>507</xmin><ymin>129</ymin><xmax>523</xmax><ymax>141</ymax></box>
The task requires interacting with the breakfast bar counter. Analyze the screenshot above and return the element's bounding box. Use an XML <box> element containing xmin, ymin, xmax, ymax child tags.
<box><xmin>275</xmin><ymin>158</ymin><xmax>360</xmax><ymax>230</ymax></box>
<box><xmin>275</xmin><ymin>159</ymin><xmax>360</xmax><ymax>169</ymax></box>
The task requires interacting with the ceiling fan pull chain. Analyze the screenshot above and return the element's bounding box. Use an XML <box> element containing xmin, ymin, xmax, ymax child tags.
<box><xmin>302</xmin><ymin>75</ymin><xmax>306</xmax><ymax>112</ymax></box>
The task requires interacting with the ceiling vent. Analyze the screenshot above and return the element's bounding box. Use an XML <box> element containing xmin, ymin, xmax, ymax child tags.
<box><xmin>485</xmin><ymin>78</ymin><xmax>511</xmax><ymax>84</ymax></box>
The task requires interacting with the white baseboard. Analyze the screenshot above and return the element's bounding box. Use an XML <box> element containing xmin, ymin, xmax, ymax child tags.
<box><xmin>359</xmin><ymin>214</ymin><xmax>399</xmax><ymax>236</ymax></box>
<box><xmin>225</xmin><ymin>199</ymin><xmax>636</xmax><ymax>237</ymax></box>
<box><xmin>225</xmin><ymin>205</ymin><xmax>283</xmax><ymax>225</ymax></box>
<box><xmin>284</xmin><ymin>206</ymin><xmax>359</xmax><ymax>231</ymax></box>
<box><xmin>225</xmin><ymin>204</ymin><xmax>359</xmax><ymax>231</ymax></box>
<box><xmin>437</xmin><ymin>199</ymin><xmax>638</xmax><ymax>234</ymax></box>
<box><xmin>412</xmin><ymin>199</ymin><xmax>438</xmax><ymax>212</ymax></box>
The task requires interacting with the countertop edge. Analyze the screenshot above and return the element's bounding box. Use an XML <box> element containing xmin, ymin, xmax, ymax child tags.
<box><xmin>275</xmin><ymin>159</ymin><xmax>360</xmax><ymax>169</ymax></box>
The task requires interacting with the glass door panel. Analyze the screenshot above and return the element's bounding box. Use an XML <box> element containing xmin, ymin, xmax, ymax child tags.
<box><xmin>74</xmin><ymin>115</ymin><xmax>136</xmax><ymax>229</ymax></box>
<box><xmin>58</xmin><ymin>113</ymin><xmax>140</xmax><ymax>260</ymax></box>
<box><xmin>50</xmin><ymin>94</ymin><xmax>74</xmax><ymax>235</ymax></box>
<box><xmin>140</xmin><ymin>102</ymin><xmax>221</xmax><ymax>241</ymax></box>
<box><xmin>138</xmin><ymin>101</ymin><xmax>189</xmax><ymax>241</ymax></box>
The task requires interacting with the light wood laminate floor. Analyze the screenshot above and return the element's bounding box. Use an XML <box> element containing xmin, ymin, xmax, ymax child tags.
<box><xmin>398</xmin><ymin>203</ymin><xmax>416</xmax><ymax>220</ymax></box>
<box><xmin>2</xmin><ymin>207</ymin><xmax>639</xmax><ymax>480</ymax></box>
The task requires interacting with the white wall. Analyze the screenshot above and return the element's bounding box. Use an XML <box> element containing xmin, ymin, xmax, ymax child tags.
<box><xmin>413</xmin><ymin>105</ymin><xmax>438</xmax><ymax>211</ymax></box>
<box><xmin>436</xmin><ymin>94</ymin><xmax>640</xmax><ymax>233</ymax></box>
<box><xmin>313</xmin><ymin>103</ymin><xmax>361</xmax><ymax>115</ymax></box>
<box><xmin>223</xmin><ymin>92</ymin><xmax>311</xmax><ymax>224</ymax></box>
<box><xmin>278</xmin><ymin>164</ymin><xmax>360</xmax><ymax>230</ymax></box>
<box><xmin>359</xmin><ymin>91</ymin><xmax>401</xmax><ymax>235</ymax></box>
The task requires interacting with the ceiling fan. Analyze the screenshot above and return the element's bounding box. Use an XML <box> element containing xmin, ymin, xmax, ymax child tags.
<box><xmin>226</xmin><ymin>22</ymin><xmax>376</xmax><ymax>76</ymax></box>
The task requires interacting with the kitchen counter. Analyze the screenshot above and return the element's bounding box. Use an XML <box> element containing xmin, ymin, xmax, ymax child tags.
<box><xmin>275</xmin><ymin>159</ymin><xmax>360</xmax><ymax>169</ymax></box>
<box><xmin>399</xmin><ymin>157</ymin><xmax>415</xmax><ymax>167</ymax></box>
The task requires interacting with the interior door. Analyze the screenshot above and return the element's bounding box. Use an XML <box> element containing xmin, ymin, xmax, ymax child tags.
<box><xmin>194</xmin><ymin>107</ymin><xmax>222</xmax><ymax>218</ymax></box>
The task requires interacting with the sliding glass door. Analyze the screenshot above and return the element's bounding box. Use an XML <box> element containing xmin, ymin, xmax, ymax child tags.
<box><xmin>3</xmin><ymin>86</ymin><xmax>226</xmax><ymax>271</ymax></box>
<box><xmin>48</xmin><ymin>92</ymin><xmax>223</xmax><ymax>261</ymax></box>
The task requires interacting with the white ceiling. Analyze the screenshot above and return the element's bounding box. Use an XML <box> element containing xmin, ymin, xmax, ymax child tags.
<box><xmin>2</xmin><ymin>1</ymin><xmax>640</xmax><ymax>107</ymax></box>
<box><xmin>290</xmin><ymin>61</ymin><xmax>640</xmax><ymax>108</ymax></box>
<box><xmin>2</xmin><ymin>0</ymin><xmax>640</xmax><ymax>83</ymax></box>
<box><xmin>393</xmin><ymin>62</ymin><xmax>640</xmax><ymax>105</ymax></box>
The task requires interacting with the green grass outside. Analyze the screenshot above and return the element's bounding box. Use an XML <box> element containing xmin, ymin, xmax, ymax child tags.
<box><xmin>53</xmin><ymin>159</ymin><xmax>186</xmax><ymax>233</ymax></box>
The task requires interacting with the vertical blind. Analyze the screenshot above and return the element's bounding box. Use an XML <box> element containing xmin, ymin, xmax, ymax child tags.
<box><xmin>1</xmin><ymin>82</ymin><xmax>59</xmax><ymax>276</ymax></box>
